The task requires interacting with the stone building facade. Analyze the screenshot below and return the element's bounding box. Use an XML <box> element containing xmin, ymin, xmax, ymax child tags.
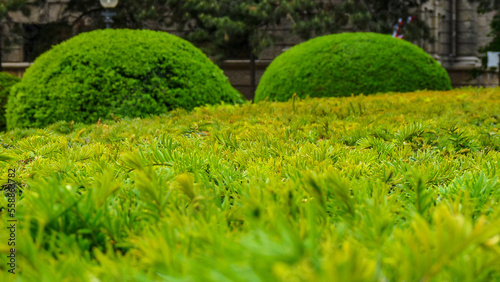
<box><xmin>226</xmin><ymin>0</ymin><xmax>498</xmax><ymax>98</ymax></box>
<box><xmin>1</xmin><ymin>0</ymin><xmax>497</xmax><ymax>99</ymax></box>
<box><xmin>419</xmin><ymin>0</ymin><xmax>497</xmax><ymax>87</ymax></box>
<box><xmin>1</xmin><ymin>0</ymin><xmax>68</xmax><ymax>62</ymax></box>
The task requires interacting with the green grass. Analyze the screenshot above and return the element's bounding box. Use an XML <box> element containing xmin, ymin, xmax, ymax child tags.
<box><xmin>1</xmin><ymin>88</ymin><xmax>500</xmax><ymax>281</ymax></box>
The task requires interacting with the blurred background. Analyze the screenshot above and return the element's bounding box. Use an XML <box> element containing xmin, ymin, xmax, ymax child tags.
<box><xmin>1</xmin><ymin>0</ymin><xmax>500</xmax><ymax>99</ymax></box>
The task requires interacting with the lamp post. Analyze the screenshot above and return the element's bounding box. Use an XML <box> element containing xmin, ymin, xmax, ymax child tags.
<box><xmin>100</xmin><ymin>0</ymin><xmax>119</xmax><ymax>29</ymax></box>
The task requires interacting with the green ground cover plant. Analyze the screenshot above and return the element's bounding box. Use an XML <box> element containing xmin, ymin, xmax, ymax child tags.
<box><xmin>255</xmin><ymin>32</ymin><xmax>452</xmax><ymax>102</ymax></box>
<box><xmin>0</xmin><ymin>72</ymin><xmax>20</xmax><ymax>132</ymax></box>
<box><xmin>1</xmin><ymin>88</ymin><xmax>500</xmax><ymax>281</ymax></box>
<box><xmin>6</xmin><ymin>29</ymin><xmax>244</xmax><ymax>130</ymax></box>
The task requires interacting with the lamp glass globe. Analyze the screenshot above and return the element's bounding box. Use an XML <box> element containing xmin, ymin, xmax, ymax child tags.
<box><xmin>100</xmin><ymin>0</ymin><xmax>119</xmax><ymax>8</ymax></box>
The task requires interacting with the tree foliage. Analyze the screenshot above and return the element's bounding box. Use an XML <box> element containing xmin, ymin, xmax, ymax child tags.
<box><xmin>161</xmin><ymin>0</ymin><xmax>345</xmax><ymax>61</ymax></box>
<box><xmin>62</xmin><ymin>0</ymin><xmax>432</xmax><ymax>61</ymax></box>
<box><xmin>3</xmin><ymin>1</ymin><xmax>436</xmax><ymax>64</ymax></box>
<box><xmin>64</xmin><ymin>0</ymin><xmax>345</xmax><ymax>62</ymax></box>
<box><xmin>482</xmin><ymin>14</ymin><xmax>500</xmax><ymax>52</ymax></box>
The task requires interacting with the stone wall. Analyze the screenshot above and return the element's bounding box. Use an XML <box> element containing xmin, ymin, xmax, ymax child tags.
<box><xmin>1</xmin><ymin>0</ymin><xmax>72</xmax><ymax>62</ymax></box>
<box><xmin>419</xmin><ymin>0</ymin><xmax>495</xmax><ymax>88</ymax></box>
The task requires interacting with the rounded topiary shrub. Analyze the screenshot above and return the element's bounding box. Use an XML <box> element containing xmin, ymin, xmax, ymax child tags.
<box><xmin>0</xmin><ymin>72</ymin><xmax>20</xmax><ymax>131</ymax></box>
<box><xmin>255</xmin><ymin>32</ymin><xmax>452</xmax><ymax>102</ymax></box>
<box><xmin>6</xmin><ymin>29</ymin><xmax>244</xmax><ymax>129</ymax></box>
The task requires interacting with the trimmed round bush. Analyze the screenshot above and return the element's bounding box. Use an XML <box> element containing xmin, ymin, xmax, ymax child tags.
<box><xmin>0</xmin><ymin>72</ymin><xmax>20</xmax><ymax>131</ymax></box>
<box><xmin>255</xmin><ymin>32</ymin><xmax>452</xmax><ymax>102</ymax></box>
<box><xmin>7</xmin><ymin>29</ymin><xmax>244</xmax><ymax>129</ymax></box>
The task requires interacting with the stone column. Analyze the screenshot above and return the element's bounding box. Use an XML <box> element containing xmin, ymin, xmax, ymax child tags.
<box><xmin>422</xmin><ymin>0</ymin><xmax>495</xmax><ymax>86</ymax></box>
<box><xmin>453</xmin><ymin>0</ymin><xmax>482</xmax><ymax>69</ymax></box>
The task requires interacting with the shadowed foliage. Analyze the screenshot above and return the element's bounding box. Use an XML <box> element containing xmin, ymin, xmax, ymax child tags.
<box><xmin>0</xmin><ymin>72</ymin><xmax>20</xmax><ymax>131</ymax></box>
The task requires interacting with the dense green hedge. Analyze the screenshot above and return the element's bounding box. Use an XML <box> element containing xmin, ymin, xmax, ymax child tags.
<box><xmin>1</xmin><ymin>88</ymin><xmax>500</xmax><ymax>280</ymax></box>
<box><xmin>0</xmin><ymin>72</ymin><xmax>20</xmax><ymax>131</ymax></box>
<box><xmin>6</xmin><ymin>29</ymin><xmax>244</xmax><ymax>130</ymax></box>
<box><xmin>255</xmin><ymin>32</ymin><xmax>452</xmax><ymax>102</ymax></box>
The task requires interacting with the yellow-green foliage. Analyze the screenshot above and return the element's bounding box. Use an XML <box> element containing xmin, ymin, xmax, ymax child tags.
<box><xmin>1</xmin><ymin>88</ymin><xmax>500</xmax><ymax>281</ymax></box>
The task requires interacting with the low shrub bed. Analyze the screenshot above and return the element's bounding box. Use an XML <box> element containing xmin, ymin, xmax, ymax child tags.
<box><xmin>0</xmin><ymin>88</ymin><xmax>499</xmax><ymax>280</ymax></box>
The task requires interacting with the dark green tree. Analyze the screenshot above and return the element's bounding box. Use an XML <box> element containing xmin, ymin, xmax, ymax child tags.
<box><xmin>164</xmin><ymin>0</ymin><xmax>347</xmax><ymax>93</ymax></box>
<box><xmin>62</xmin><ymin>1</ymin><xmax>433</xmax><ymax>95</ymax></box>
<box><xmin>63</xmin><ymin>0</ymin><xmax>346</xmax><ymax>94</ymax></box>
<box><xmin>481</xmin><ymin>14</ymin><xmax>500</xmax><ymax>52</ymax></box>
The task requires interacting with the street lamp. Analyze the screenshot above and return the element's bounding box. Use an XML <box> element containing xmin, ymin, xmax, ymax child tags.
<box><xmin>100</xmin><ymin>0</ymin><xmax>119</xmax><ymax>29</ymax></box>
